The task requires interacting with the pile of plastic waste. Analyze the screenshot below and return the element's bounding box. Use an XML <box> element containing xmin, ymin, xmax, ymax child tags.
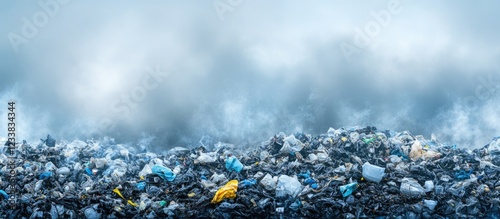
<box><xmin>0</xmin><ymin>127</ymin><xmax>499</xmax><ymax>218</ymax></box>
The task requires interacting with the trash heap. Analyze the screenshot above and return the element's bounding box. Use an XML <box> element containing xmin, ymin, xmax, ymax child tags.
<box><xmin>1</xmin><ymin>127</ymin><xmax>499</xmax><ymax>218</ymax></box>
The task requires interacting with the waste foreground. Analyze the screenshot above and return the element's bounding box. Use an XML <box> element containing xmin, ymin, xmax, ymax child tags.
<box><xmin>0</xmin><ymin>127</ymin><xmax>499</xmax><ymax>218</ymax></box>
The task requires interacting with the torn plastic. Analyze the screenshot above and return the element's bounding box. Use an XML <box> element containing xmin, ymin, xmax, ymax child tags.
<box><xmin>400</xmin><ymin>178</ymin><xmax>425</xmax><ymax>196</ymax></box>
<box><xmin>362</xmin><ymin>162</ymin><xmax>385</xmax><ymax>183</ymax></box>
<box><xmin>409</xmin><ymin>140</ymin><xmax>441</xmax><ymax>161</ymax></box>
<box><xmin>225</xmin><ymin>156</ymin><xmax>243</xmax><ymax>173</ymax></box>
<box><xmin>340</xmin><ymin>182</ymin><xmax>358</xmax><ymax>197</ymax></box>
<box><xmin>260</xmin><ymin>173</ymin><xmax>278</xmax><ymax>191</ymax></box>
<box><xmin>151</xmin><ymin>164</ymin><xmax>176</xmax><ymax>181</ymax></box>
<box><xmin>276</xmin><ymin>175</ymin><xmax>302</xmax><ymax>198</ymax></box>
<box><xmin>211</xmin><ymin>180</ymin><xmax>238</xmax><ymax>204</ymax></box>
<box><xmin>196</xmin><ymin>152</ymin><xmax>217</xmax><ymax>163</ymax></box>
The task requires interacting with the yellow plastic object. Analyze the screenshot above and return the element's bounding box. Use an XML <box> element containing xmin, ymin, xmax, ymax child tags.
<box><xmin>211</xmin><ymin>180</ymin><xmax>238</xmax><ymax>204</ymax></box>
<box><xmin>127</xmin><ymin>200</ymin><xmax>138</xmax><ymax>207</ymax></box>
<box><xmin>113</xmin><ymin>188</ymin><xmax>125</xmax><ymax>199</ymax></box>
<box><xmin>113</xmin><ymin>188</ymin><xmax>138</xmax><ymax>207</ymax></box>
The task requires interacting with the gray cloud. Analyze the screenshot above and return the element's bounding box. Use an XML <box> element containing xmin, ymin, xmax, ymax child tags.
<box><xmin>1</xmin><ymin>1</ymin><xmax>499</xmax><ymax>150</ymax></box>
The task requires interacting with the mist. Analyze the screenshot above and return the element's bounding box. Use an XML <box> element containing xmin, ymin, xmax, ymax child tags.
<box><xmin>1</xmin><ymin>1</ymin><xmax>499</xmax><ymax>150</ymax></box>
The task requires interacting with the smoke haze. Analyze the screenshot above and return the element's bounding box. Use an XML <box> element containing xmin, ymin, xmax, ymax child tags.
<box><xmin>1</xmin><ymin>1</ymin><xmax>499</xmax><ymax>150</ymax></box>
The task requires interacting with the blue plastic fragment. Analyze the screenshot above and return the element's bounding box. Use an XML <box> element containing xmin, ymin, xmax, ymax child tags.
<box><xmin>454</xmin><ymin>169</ymin><xmax>472</xmax><ymax>180</ymax></box>
<box><xmin>151</xmin><ymin>165</ymin><xmax>176</xmax><ymax>181</ymax></box>
<box><xmin>311</xmin><ymin>183</ymin><xmax>318</xmax><ymax>189</ymax></box>
<box><xmin>304</xmin><ymin>178</ymin><xmax>316</xmax><ymax>185</ymax></box>
<box><xmin>340</xmin><ymin>182</ymin><xmax>358</xmax><ymax>197</ymax></box>
<box><xmin>297</xmin><ymin>171</ymin><xmax>310</xmax><ymax>179</ymax></box>
<box><xmin>0</xmin><ymin>190</ymin><xmax>8</xmax><ymax>200</ymax></box>
<box><xmin>136</xmin><ymin>182</ymin><xmax>146</xmax><ymax>191</ymax></box>
<box><xmin>85</xmin><ymin>167</ymin><xmax>93</xmax><ymax>176</ymax></box>
<box><xmin>225</xmin><ymin>156</ymin><xmax>243</xmax><ymax>173</ymax></box>
<box><xmin>39</xmin><ymin>171</ymin><xmax>53</xmax><ymax>180</ymax></box>
<box><xmin>201</xmin><ymin>175</ymin><xmax>207</xmax><ymax>180</ymax></box>
<box><xmin>303</xmin><ymin>177</ymin><xmax>319</xmax><ymax>189</ymax></box>
<box><xmin>240</xmin><ymin>179</ymin><xmax>257</xmax><ymax>188</ymax></box>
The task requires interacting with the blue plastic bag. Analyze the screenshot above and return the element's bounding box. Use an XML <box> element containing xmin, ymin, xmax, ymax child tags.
<box><xmin>340</xmin><ymin>182</ymin><xmax>358</xmax><ymax>197</ymax></box>
<box><xmin>39</xmin><ymin>171</ymin><xmax>53</xmax><ymax>180</ymax></box>
<box><xmin>225</xmin><ymin>156</ymin><xmax>243</xmax><ymax>173</ymax></box>
<box><xmin>151</xmin><ymin>165</ymin><xmax>176</xmax><ymax>181</ymax></box>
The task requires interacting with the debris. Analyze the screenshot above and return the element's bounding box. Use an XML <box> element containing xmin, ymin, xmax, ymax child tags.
<box><xmin>0</xmin><ymin>128</ymin><xmax>498</xmax><ymax>218</ymax></box>
<box><xmin>151</xmin><ymin>164</ymin><xmax>176</xmax><ymax>181</ymax></box>
<box><xmin>340</xmin><ymin>182</ymin><xmax>358</xmax><ymax>197</ymax></box>
<box><xmin>211</xmin><ymin>180</ymin><xmax>239</xmax><ymax>204</ymax></box>
<box><xmin>362</xmin><ymin>162</ymin><xmax>385</xmax><ymax>183</ymax></box>
<box><xmin>225</xmin><ymin>156</ymin><xmax>243</xmax><ymax>173</ymax></box>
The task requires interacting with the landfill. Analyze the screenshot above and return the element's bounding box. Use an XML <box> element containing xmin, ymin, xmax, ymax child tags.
<box><xmin>0</xmin><ymin>127</ymin><xmax>499</xmax><ymax>218</ymax></box>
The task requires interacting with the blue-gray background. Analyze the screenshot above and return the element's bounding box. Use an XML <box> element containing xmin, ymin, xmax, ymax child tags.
<box><xmin>0</xmin><ymin>1</ymin><xmax>499</xmax><ymax>150</ymax></box>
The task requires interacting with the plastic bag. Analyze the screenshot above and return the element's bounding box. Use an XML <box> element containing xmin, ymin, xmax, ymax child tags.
<box><xmin>225</xmin><ymin>156</ymin><xmax>243</xmax><ymax>173</ymax></box>
<box><xmin>211</xmin><ymin>180</ymin><xmax>238</xmax><ymax>204</ymax></box>
<box><xmin>400</xmin><ymin>178</ymin><xmax>425</xmax><ymax>196</ymax></box>
<box><xmin>276</xmin><ymin>175</ymin><xmax>302</xmax><ymax>198</ymax></box>
<box><xmin>260</xmin><ymin>173</ymin><xmax>278</xmax><ymax>191</ymax></box>
<box><xmin>410</xmin><ymin>140</ymin><xmax>440</xmax><ymax>161</ymax></box>
<box><xmin>280</xmin><ymin>135</ymin><xmax>304</xmax><ymax>153</ymax></box>
<box><xmin>362</xmin><ymin>162</ymin><xmax>385</xmax><ymax>183</ymax></box>
<box><xmin>151</xmin><ymin>164</ymin><xmax>176</xmax><ymax>181</ymax></box>
<box><xmin>196</xmin><ymin>152</ymin><xmax>217</xmax><ymax>163</ymax></box>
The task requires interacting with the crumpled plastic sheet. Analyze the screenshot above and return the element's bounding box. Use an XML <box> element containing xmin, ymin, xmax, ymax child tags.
<box><xmin>211</xmin><ymin>180</ymin><xmax>239</xmax><ymax>204</ymax></box>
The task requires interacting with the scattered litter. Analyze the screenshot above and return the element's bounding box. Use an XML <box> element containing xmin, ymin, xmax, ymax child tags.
<box><xmin>0</xmin><ymin>128</ymin><xmax>498</xmax><ymax>218</ymax></box>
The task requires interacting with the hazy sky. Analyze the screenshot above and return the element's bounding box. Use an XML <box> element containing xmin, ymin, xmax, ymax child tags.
<box><xmin>1</xmin><ymin>1</ymin><xmax>499</xmax><ymax>149</ymax></box>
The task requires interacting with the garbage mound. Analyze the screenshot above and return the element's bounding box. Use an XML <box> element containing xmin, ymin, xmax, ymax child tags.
<box><xmin>1</xmin><ymin>127</ymin><xmax>499</xmax><ymax>218</ymax></box>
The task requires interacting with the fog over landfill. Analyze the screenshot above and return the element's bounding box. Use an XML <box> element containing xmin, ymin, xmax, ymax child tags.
<box><xmin>0</xmin><ymin>1</ymin><xmax>499</xmax><ymax>150</ymax></box>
